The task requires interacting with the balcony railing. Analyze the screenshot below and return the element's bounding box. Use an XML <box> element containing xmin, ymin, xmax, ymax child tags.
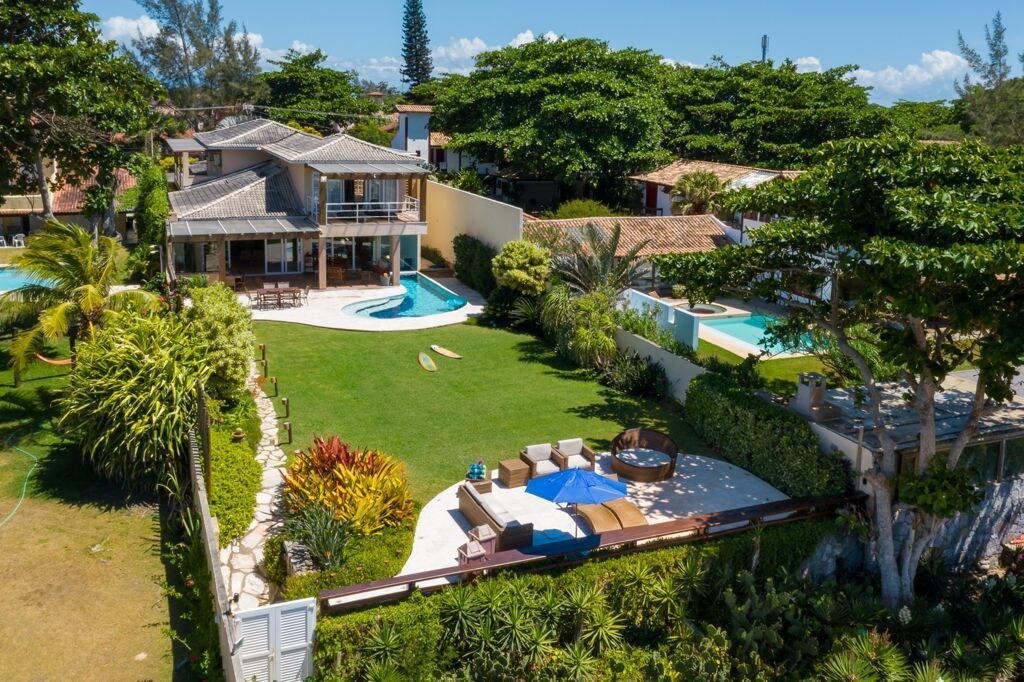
<box><xmin>324</xmin><ymin>197</ymin><xmax>420</xmax><ymax>223</ymax></box>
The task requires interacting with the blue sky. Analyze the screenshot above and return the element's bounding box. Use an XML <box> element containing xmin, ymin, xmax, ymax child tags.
<box><xmin>84</xmin><ymin>0</ymin><xmax>1024</xmax><ymax>104</ymax></box>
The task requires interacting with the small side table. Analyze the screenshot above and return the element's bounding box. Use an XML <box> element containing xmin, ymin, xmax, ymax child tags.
<box><xmin>499</xmin><ymin>458</ymin><xmax>530</xmax><ymax>488</ymax></box>
<box><xmin>465</xmin><ymin>477</ymin><xmax>492</xmax><ymax>494</ymax></box>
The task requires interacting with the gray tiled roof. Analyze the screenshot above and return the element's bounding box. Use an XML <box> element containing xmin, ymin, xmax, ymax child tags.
<box><xmin>263</xmin><ymin>132</ymin><xmax>420</xmax><ymax>163</ymax></box>
<box><xmin>194</xmin><ymin>119</ymin><xmax>296</xmax><ymax>149</ymax></box>
<box><xmin>169</xmin><ymin>162</ymin><xmax>305</xmax><ymax>220</ymax></box>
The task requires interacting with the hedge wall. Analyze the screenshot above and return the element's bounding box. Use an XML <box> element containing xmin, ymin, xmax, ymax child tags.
<box><xmin>684</xmin><ymin>372</ymin><xmax>848</xmax><ymax>498</ymax></box>
<box><xmin>208</xmin><ymin>426</ymin><xmax>262</xmax><ymax>547</ymax></box>
<box><xmin>452</xmin><ymin>234</ymin><xmax>497</xmax><ymax>297</ymax></box>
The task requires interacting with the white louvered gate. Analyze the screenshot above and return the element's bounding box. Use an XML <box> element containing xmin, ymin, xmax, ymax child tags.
<box><xmin>235</xmin><ymin>597</ymin><xmax>316</xmax><ymax>682</ymax></box>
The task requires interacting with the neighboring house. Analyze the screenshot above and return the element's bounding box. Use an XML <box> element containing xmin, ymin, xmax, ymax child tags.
<box><xmin>162</xmin><ymin>135</ymin><xmax>207</xmax><ymax>190</ymax></box>
<box><xmin>629</xmin><ymin>159</ymin><xmax>801</xmax><ymax>243</ymax></box>
<box><xmin>391</xmin><ymin>104</ymin><xmax>495</xmax><ymax>174</ymax></box>
<box><xmin>0</xmin><ymin>163</ymin><xmax>138</xmax><ymax>241</ymax></box>
<box><xmin>523</xmin><ymin>214</ymin><xmax>729</xmax><ymax>281</ymax></box>
<box><xmin>166</xmin><ymin>118</ymin><xmax>430</xmax><ymax>288</ymax></box>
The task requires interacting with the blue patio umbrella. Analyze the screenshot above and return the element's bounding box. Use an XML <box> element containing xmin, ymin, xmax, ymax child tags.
<box><xmin>526</xmin><ymin>468</ymin><xmax>627</xmax><ymax>505</ymax></box>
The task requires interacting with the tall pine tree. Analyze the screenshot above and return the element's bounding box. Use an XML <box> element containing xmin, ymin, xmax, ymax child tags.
<box><xmin>400</xmin><ymin>0</ymin><xmax>432</xmax><ymax>87</ymax></box>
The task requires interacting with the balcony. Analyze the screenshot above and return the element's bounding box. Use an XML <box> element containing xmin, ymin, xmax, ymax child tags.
<box><xmin>324</xmin><ymin>197</ymin><xmax>421</xmax><ymax>224</ymax></box>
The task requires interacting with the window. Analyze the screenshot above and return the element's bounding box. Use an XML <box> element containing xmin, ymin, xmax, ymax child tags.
<box><xmin>958</xmin><ymin>442</ymin><xmax>1001</xmax><ymax>483</ymax></box>
<box><xmin>265</xmin><ymin>239</ymin><xmax>301</xmax><ymax>274</ymax></box>
<box><xmin>365</xmin><ymin>179</ymin><xmax>399</xmax><ymax>205</ymax></box>
<box><xmin>1002</xmin><ymin>438</ymin><xmax>1024</xmax><ymax>480</ymax></box>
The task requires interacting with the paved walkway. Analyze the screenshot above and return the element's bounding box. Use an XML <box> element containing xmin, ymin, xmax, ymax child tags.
<box><xmin>247</xmin><ymin>276</ymin><xmax>485</xmax><ymax>331</ymax></box>
<box><xmin>400</xmin><ymin>453</ymin><xmax>787</xmax><ymax>576</ymax></box>
<box><xmin>218</xmin><ymin>368</ymin><xmax>287</xmax><ymax>611</ymax></box>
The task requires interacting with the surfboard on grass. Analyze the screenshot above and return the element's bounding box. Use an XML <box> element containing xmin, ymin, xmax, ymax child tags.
<box><xmin>418</xmin><ymin>352</ymin><xmax>437</xmax><ymax>372</ymax></box>
<box><xmin>430</xmin><ymin>344</ymin><xmax>462</xmax><ymax>359</ymax></box>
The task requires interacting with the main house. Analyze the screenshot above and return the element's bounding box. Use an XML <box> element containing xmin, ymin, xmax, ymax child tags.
<box><xmin>166</xmin><ymin>118</ymin><xmax>430</xmax><ymax>288</ymax></box>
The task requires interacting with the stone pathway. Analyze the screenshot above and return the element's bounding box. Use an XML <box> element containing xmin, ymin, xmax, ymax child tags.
<box><xmin>219</xmin><ymin>368</ymin><xmax>287</xmax><ymax>612</ymax></box>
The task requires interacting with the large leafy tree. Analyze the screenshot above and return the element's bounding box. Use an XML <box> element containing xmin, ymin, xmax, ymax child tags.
<box><xmin>0</xmin><ymin>0</ymin><xmax>160</xmax><ymax>224</ymax></box>
<box><xmin>653</xmin><ymin>137</ymin><xmax>1024</xmax><ymax>608</ymax></box>
<box><xmin>0</xmin><ymin>221</ymin><xmax>159</xmax><ymax>382</ymax></box>
<box><xmin>129</xmin><ymin>0</ymin><xmax>262</xmax><ymax>127</ymax></box>
<box><xmin>429</xmin><ymin>38</ymin><xmax>672</xmax><ymax>196</ymax></box>
<box><xmin>400</xmin><ymin>0</ymin><xmax>432</xmax><ymax>87</ymax></box>
<box><xmin>955</xmin><ymin>12</ymin><xmax>1024</xmax><ymax>146</ymax></box>
<box><xmin>664</xmin><ymin>59</ymin><xmax>888</xmax><ymax>168</ymax></box>
<box><xmin>255</xmin><ymin>49</ymin><xmax>375</xmax><ymax>133</ymax></box>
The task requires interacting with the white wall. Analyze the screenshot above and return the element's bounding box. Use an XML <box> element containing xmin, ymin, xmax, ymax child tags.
<box><xmin>392</xmin><ymin>113</ymin><xmax>430</xmax><ymax>161</ymax></box>
<box><xmin>421</xmin><ymin>180</ymin><xmax>523</xmax><ymax>263</ymax></box>
<box><xmin>614</xmin><ymin>329</ymin><xmax>707</xmax><ymax>403</ymax></box>
<box><xmin>220</xmin><ymin>150</ymin><xmax>272</xmax><ymax>175</ymax></box>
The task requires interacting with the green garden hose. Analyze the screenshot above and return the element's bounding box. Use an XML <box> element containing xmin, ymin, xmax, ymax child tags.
<box><xmin>0</xmin><ymin>439</ymin><xmax>39</xmax><ymax>530</ymax></box>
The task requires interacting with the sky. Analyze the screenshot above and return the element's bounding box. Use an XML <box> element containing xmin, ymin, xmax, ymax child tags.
<box><xmin>83</xmin><ymin>0</ymin><xmax>1024</xmax><ymax>104</ymax></box>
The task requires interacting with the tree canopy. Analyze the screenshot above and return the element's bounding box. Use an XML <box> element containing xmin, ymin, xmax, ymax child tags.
<box><xmin>0</xmin><ymin>0</ymin><xmax>160</xmax><ymax>221</ymax></box>
<box><xmin>254</xmin><ymin>49</ymin><xmax>375</xmax><ymax>133</ymax></box>
<box><xmin>955</xmin><ymin>12</ymin><xmax>1024</xmax><ymax>146</ymax></box>
<box><xmin>663</xmin><ymin>59</ymin><xmax>889</xmax><ymax>168</ymax></box>
<box><xmin>653</xmin><ymin>136</ymin><xmax>1024</xmax><ymax>608</ymax></box>
<box><xmin>129</xmin><ymin>0</ymin><xmax>262</xmax><ymax>127</ymax></box>
<box><xmin>429</xmin><ymin>37</ymin><xmax>671</xmax><ymax>194</ymax></box>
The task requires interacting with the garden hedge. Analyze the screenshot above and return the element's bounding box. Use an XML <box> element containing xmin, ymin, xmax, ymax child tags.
<box><xmin>452</xmin><ymin>233</ymin><xmax>497</xmax><ymax>297</ymax></box>
<box><xmin>208</xmin><ymin>427</ymin><xmax>262</xmax><ymax>546</ymax></box>
<box><xmin>684</xmin><ymin>372</ymin><xmax>848</xmax><ymax>498</ymax></box>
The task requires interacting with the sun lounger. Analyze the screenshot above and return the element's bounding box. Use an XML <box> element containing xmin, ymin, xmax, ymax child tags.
<box><xmin>602</xmin><ymin>498</ymin><xmax>648</xmax><ymax>528</ymax></box>
<box><xmin>576</xmin><ymin>503</ymin><xmax>622</xmax><ymax>534</ymax></box>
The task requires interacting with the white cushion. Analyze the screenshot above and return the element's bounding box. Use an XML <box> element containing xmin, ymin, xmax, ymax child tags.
<box><xmin>557</xmin><ymin>438</ymin><xmax>584</xmax><ymax>456</ymax></box>
<box><xmin>524</xmin><ymin>444</ymin><xmax>552</xmax><ymax>462</ymax></box>
<box><xmin>480</xmin><ymin>498</ymin><xmax>513</xmax><ymax>525</ymax></box>
<box><xmin>565</xmin><ymin>454</ymin><xmax>592</xmax><ymax>470</ymax></box>
<box><xmin>534</xmin><ymin>459</ymin><xmax>559</xmax><ymax>476</ymax></box>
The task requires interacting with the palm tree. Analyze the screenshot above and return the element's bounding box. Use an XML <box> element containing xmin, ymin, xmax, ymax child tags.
<box><xmin>672</xmin><ymin>171</ymin><xmax>726</xmax><ymax>215</ymax></box>
<box><xmin>557</xmin><ymin>222</ymin><xmax>649</xmax><ymax>295</ymax></box>
<box><xmin>0</xmin><ymin>221</ymin><xmax>158</xmax><ymax>381</ymax></box>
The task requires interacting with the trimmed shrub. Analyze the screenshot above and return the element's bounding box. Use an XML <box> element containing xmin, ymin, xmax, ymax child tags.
<box><xmin>58</xmin><ymin>312</ymin><xmax>211</xmax><ymax>491</ymax></box>
<box><xmin>684</xmin><ymin>373</ymin><xmax>848</xmax><ymax>497</ymax></box>
<box><xmin>420</xmin><ymin>244</ymin><xmax>447</xmax><ymax>267</ymax></box>
<box><xmin>452</xmin><ymin>234</ymin><xmax>497</xmax><ymax>297</ymax></box>
<box><xmin>491</xmin><ymin>239</ymin><xmax>551</xmax><ymax>296</ymax></box>
<box><xmin>553</xmin><ymin>198</ymin><xmax>616</xmax><ymax>219</ymax></box>
<box><xmin>282</xmin><ymin>435</ymin><xmax>414</xmax><ymax>535</ymax></box>
<box><xmin>208</xmin><ymin>427</ymin><xmax>262</xmax><ymax>546</ymax></box>
<box><xmin>185</xmin><ymin>283</ymin><xmax>255</xmax><ymax>403</ymax></box>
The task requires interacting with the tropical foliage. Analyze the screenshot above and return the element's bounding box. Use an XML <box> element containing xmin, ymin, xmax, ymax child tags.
<box><xmin>207</xmin><ymin>426</ymin><xmax>261</xmax><ymax>546</ymax></box>
<box><xmin>554</xmin><ymin>222</ymin><xmax>648</xmax><ymax>295</ymax></box>
<box><xmin>491</xmin><ymin>240</ymin><xmax>551</xmax><ymax>296</ymax></box>
<box><xmin>58</xmin><ymin>311</ymin><xmax>210</xmax><ymax>490</ymax></box>
<box><xmin>672</xmin><ymin>171</ymin><xmax>727</xmax><ymax>215</ymax></box>
<box><xmin>1</xmin><ymin>221</ymin><xmax>158</xmax><ymax>380</ymax></box>
<box><xmin>955</xmin><ymin>12</ymin><xmax>1024</xmax><ymax>146</ymax></box>
<box><xmin>428</xmin><ymin>38</ymin><xmax>671</xmax><ymax>195</ymax></box>
<box><xmin>686</xmin><ymin>373</ymin><xmax>849</xmax><ymax>498</ymax></box>
<box><xmin>452</xmin><ymin>234</ymin><xmax>498</xmax><ymax>297</ymax></box>
<box><xmin>183</xmin><ymin>283</ymin><xmax>254</xmax><ymax>403</ymax></box>
<box><xmin>653</xmin><ymin>136</ymin><xmax>1024</xmax><ymax>608</ymax></box>
<box><xmin>283</xmin><ymin>435</ymin><xmax>414</xmax><ymax>536</ymax></box>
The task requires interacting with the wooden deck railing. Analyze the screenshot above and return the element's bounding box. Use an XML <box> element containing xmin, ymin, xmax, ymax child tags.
<box><xmin>319</xmin><ymin>492</ymin><xmax>865</xmax><ymax>614</ymax></box>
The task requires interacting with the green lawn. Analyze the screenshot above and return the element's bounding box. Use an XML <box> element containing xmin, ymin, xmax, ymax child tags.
<box><xmin>254</xmin><ymin>322</ymin><xmax>714</xmax><ymax>502</ymax></box>
<box><xmin>0</xmin><ymin>339</ymin><xmax>172</xmax><ymax>680</ymax></box>
<box><xmin>698</xmin><ymin>339</ymin><xmax>826</xmax><ymax>395</ymax></box>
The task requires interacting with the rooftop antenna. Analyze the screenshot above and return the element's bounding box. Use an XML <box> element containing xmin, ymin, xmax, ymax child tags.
<box><xmin>761</xmin><ymin>34</ymin><xmax>769</xmax><ymax>63</ymax></box>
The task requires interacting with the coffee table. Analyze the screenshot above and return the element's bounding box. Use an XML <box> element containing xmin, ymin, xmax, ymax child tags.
<box><xmin>498</xmin><ymin>458</ymin><xmax>530</xmax><ymax>488</ymax></box>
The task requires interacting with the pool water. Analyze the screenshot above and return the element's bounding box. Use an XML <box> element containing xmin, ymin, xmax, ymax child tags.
<box><xmin>0</xmin><ymin>267</ymin><xmax>31</xmax><ymax>292</ymax></box>
<box><xmin>702</xmin><ymin>314</ymin><xmax>806</xmax><ymax>355</ymax></box>
<box><xmin>342</xmin><ymin>273</ymin><xmax>467</xmax><ymax>319</ymax></box>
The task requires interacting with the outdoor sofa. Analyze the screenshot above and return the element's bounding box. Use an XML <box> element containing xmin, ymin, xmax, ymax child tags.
<box><xmin>457</xmin><ymin>482</ymin><xmax>534</xmax><ymax>551</ymax></box>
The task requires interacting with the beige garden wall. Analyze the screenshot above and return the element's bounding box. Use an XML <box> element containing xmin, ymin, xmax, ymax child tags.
<box><xmin>422</xmin><ymin>181</ymin><xmax>523</xmax><ymax>263</ymax></box>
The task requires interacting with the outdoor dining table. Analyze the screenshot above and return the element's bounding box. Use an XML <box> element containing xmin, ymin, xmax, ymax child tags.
<box><xmin>255</xmin><ymin>287</ymin><xmax>302</xmax><ymax>310</ymax></box>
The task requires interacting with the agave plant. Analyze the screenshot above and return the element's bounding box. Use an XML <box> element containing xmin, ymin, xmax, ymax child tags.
<box><xmin>560</xmin><ymin>642</ymin><xmax>599</xmax><ymax>681</ymax></box>
<box><xmin>1</xmin><ymin>221</ymin><xmax>158</xmax><ymax>381</ymax></box>
<box><xmin>439</xmin><ymin>587</ymin><xmax>482</xmax><ymax>646</ymax></box>
<box><xmin>580</xmin><ymin>606</ymin><xmax>625</xmax><ymax>653</ymax></box>
<box><xmin>363</xmin><ymin>621</ymin><xmax>402</xmax><ymax>665</ymax></box>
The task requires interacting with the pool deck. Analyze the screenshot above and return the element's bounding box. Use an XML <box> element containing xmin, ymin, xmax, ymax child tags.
<box><xmin>400</xmin><ymin>452</ymin><xmax>787</xmax><ymax>577</ymax></box>
<box><xmin>246</xmin><ymin>277</ymin><xmax>486</xmax><ymax>331</ymax></box>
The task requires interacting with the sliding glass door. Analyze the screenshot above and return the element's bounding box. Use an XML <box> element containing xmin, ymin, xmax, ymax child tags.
<box><xmin>265</xmin><ymin>238</ymin><xmax>301</xmax><ymax>274</ymax></box>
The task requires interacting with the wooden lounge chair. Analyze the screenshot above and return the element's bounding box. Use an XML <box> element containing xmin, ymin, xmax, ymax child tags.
<box><xmin>576</xmin><ymin>503</ymin><xmax>622</xmax><ymax>534</ymax></box>
<box><xmin>602</xmin><ymin>499</ymin><xmax>648</xmax><ymax>528</ymax></box>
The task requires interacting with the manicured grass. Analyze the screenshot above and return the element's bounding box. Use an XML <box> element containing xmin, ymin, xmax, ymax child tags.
<box><xmin>0</xmin><ymin>338</ymin><xmax>172</xmax><ymax>679</ymax></box>
<box><xmin>0</xmin><ymin>247</ymin><xmax>24</xmax><ymax>265</ymax></box>
<box><xmin>254</xmin><ymin>322</ymin><xmax>714</xmax><ymax>502</ymax></box>
<box><xmin>698</xmin><ymin>339</ymin><xmax>827</xmax><ymax>395</ymax></box>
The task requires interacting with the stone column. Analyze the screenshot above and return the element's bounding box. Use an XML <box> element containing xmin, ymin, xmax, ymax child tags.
<box><xmin>391</xmin><ymin>235</ymin><xmax>401</xmax><ymax>286</ymax></box>
<box><xmin>318</xmin><ymin>236</ymin><xmax>327</xmax><ymax>290</ymax></box>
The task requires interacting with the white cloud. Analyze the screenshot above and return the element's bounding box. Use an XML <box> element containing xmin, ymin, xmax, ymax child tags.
<box><xmin>254</xmin><ymin>37</ymin><xmax>318</xmax><ymax>64</ymax></box>
<box><xmin>102</xmin><ymin>15</ymin><xmax>159</xmax><ymax>42</ymax></box>
<box><xmin>433</xmin><ymin>37</ymin><xmax>489</xmax><ymax>62</ymax></box>
<box><xmin>794</xmin><ymin>56</ymin><xmax>822</xmax><ymax>73</ymax></box>
<box><xmin>853</xmin><ymin>49</ymin><xmax>967</xmax><ymax>95</ymax></box>
<box><xmin>509</xmin><ymin>30</ymin><xmax>559</xmax><ymax>47</ymax></box>
<box><xmin>661</xmin><ymin>57</ymin><xmax>701</xmax><ymax>68</ymax></box>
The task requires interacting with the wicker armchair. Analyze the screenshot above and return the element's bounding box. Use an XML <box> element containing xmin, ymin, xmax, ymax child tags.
<box><xmin>519</xmin><ymin>443</ymin><xmax>561</xmax><ymax>478</ymax></box>
<box><xmin>551</xmin><ymin>438</ymin><xmax>596</xmax><ymax>471</ymax></box>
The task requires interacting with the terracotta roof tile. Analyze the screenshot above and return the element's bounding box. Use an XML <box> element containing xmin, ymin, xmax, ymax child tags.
<box><xmin>394</xmin><ymin>104</ymin><xmax>433</xmax><ymax>113</ymax></box>
<box><xmin>52</xmin><ymin>168</ymin><xmax>137</xmax><ymax>214</ymax></box>
<box><xmin>524</xmin><ymin>215</ymin><xmax>727</xmax><ymax>257</ymax></box>
<box><xmin>429</xmin><ymin>131</ymin><xmax>451</xmax><ymax>147</ymax></box>
<box><xmin>629</xmin><ymin>158</ymin><xmax>801</xmax><ymax>189</ymax></box>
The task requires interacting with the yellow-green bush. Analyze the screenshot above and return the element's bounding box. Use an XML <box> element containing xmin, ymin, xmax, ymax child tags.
<box><xmin>282</xmin><ymin>435</ymin><xmax>414</xmax><ymax>535</ymax></box>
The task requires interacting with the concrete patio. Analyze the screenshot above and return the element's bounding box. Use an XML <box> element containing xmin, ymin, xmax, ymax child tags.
<box><xmin>399</xmin><ymin>452</ymin><xmax>787</xmax><ymax>576</ymax></box>
<box><xmin>245</xmin><ymin>277</ymin><xmax>485</xmax><ymax>331</ymax></box>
